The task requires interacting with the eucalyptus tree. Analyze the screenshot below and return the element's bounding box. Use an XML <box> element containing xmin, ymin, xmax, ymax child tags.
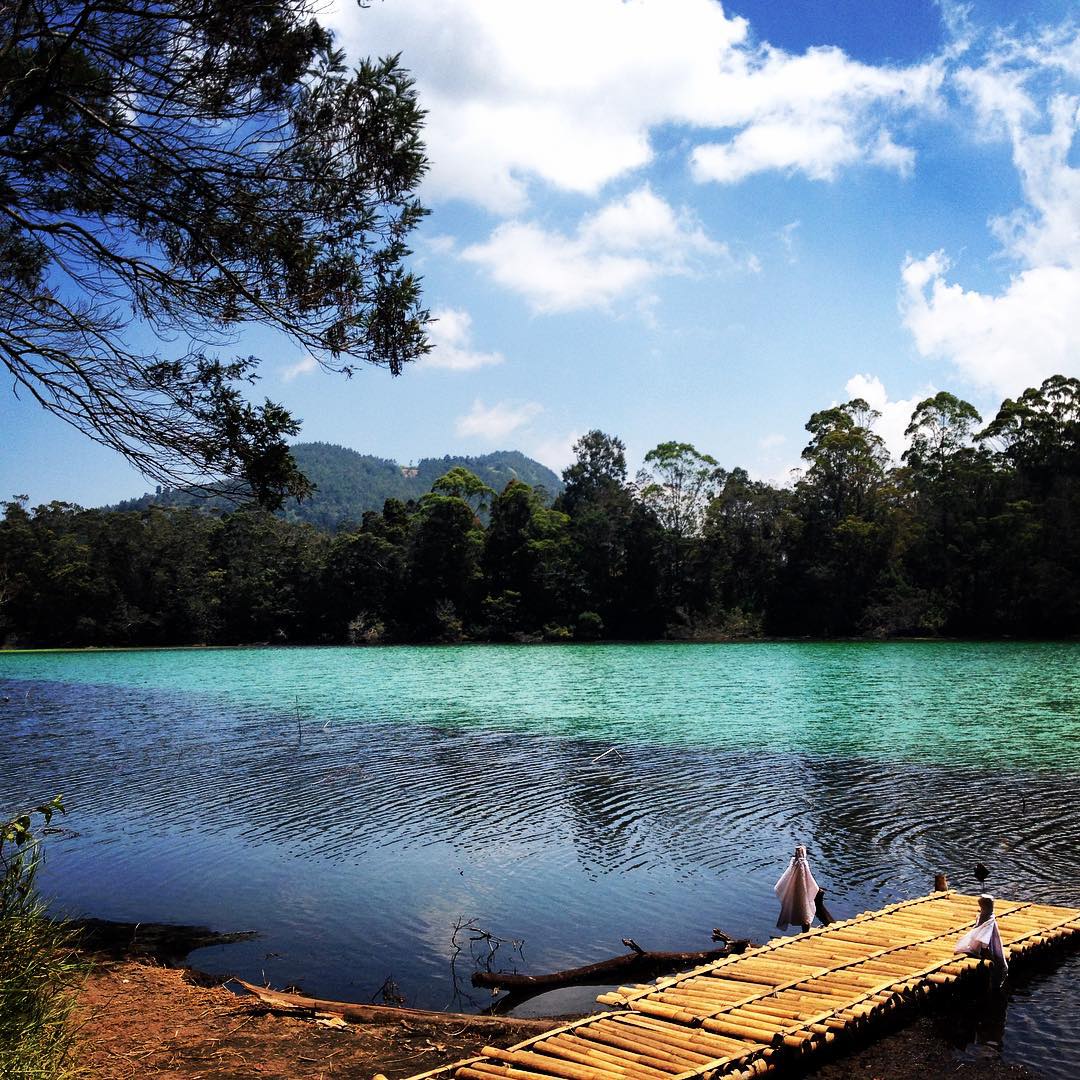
<box><xmin>798</xmin><ymin>399</ymin><xmax>890</xmax><ymax>524</ymax></box>
<box><xmin>1</xmin><ymin>0</ymin><xmax>428</xmax><ymax>507</ymax></box>
<box><xmin>559</xmin><ymin>430</ymin><xmax>629</xmax><ymax>514</ymax></box>
<box><xmin>778</xmin><ymin>400</ymin><xmax>894</xmax><ymax>634</ymax></box>
<box><xmin>894</xmin><ymin>392</ymin><xmax>992</xmax><ymax>627</ymax></box>
<box><xmin>976</xmin><ymin>376</ymin><xmax>1080</xmax><ymax>633</ymax></box>
<box><xmin>635</xmin><ymin>441</ymin><xmax>725</xmax><ymax>614</ymax></box>
<box><xmin>482</xmin><ymin>479</ymin><xmax>572</xmax><ymax>636</ymax></box>
<box><xmin>902</xmin><ymin>392</ymin><xmax>983</xmax><ymax>482</ymax></box>
<box><xmin>406</xmin><ymin>471</ymin><xmax>488</xmax><ymax>637</ymax></box>
<box><xmin>556</xmin><ymin>431</ymin><xmax>636</xmax><ymax>628</ymax></box>
<box><xmin>979</xmin><ymin>375</ymin><xmax>1080</xmax><ymax>482</ymax></box>
<box><xmin>636</xmin><ymin>441</ymin><xmax>725</xmax><ymax>539</ymax></box>
<box><xmin>430</xmin><ymin>466</ymin><xmax>496</xmax><ymax>516</ymax></box>
<box><xmin>702</xmin><ymin>467</ymin><xmax>791</xmax><ymax>623</ymax></box>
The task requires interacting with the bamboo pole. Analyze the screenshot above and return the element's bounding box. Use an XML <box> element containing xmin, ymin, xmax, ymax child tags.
<box><xmin>578</xmin><ymin>1023</ymin><xmax>704</xmax><ymax>1058</ymax></box>
<box><xmin>605</xmin><ymin>1019</ymin><xmax>750</xmax><ymax>1061</ymax></box>
<box><xmin>705</xmin><ymin>971</ymin><xmax>779</xmax><ymax>989</ymax></box>
<box><xmin>697</xmin><ymin>1016</ymin><xmax>776</xmax><ymax>1043</ymax></box>
<box><xmin>625</xmin><ymin>1001</ymin><xmax>703</xmax><ymax>1025</ymax></box>
<box><xmin>547</xmin><ymin>1040</ymin><xmax>678</xmax><ymax>1080</ymax></box>
<box><xmin>529</xmin><ymin>1040</ymin><xmax>676</xmax><ymax>1080</ymax></box>
<box><xmin>543</xmin><ymin>1034</ymin><xmax>679</xmax><ymax>1071</ymax></box>
<box><xmin>482</xmin><ymin>1045</ymin><xmax>651</xmax><ymax>1080</ymax></box>
<box><xmin>565</xmin><ymin>1029</ymin><xmax>711</xmax><ymax>1069</ymax></box>
<box><xmin>647</xmin><ymin>992</ymin><xmax>747</xmax><ymax>1015</ymax></box>
<box><xmin>460</xmin><ymin>1063</ymin><xmax>553</xmax><ymax>1080</ymax></box>
<box><xmin>670</xmin><ymin>978</ymin><xmax>747</xmax><ymax>997</ymax></box>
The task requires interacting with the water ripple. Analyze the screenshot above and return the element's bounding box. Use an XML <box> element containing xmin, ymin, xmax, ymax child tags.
<box><xmin>2</xmin><ymin>643</ymin><xmax>1079</xmax><ymax>1078</ymax></box>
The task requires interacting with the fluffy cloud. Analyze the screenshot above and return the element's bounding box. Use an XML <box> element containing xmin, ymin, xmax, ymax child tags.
<box><xmin>423</xmin><ymin>308</ymin><xmax>505</xmax><ymax>371</ymax></box>
<box><xmin>327</xmin><ymin>0</ymin><xmax>941</xmax><ymax>211</ymax></box>
<box><xmin>456</xmin><ymin>399</ymin><xmax>543</xmax><ymax>441</ymax></box>
<box><xmin>901</xmin><ymin>27</ymin><xmax>1080</xmax><ymax>398</ymax></box>
<box><xmin>462</xmin><ymin>186</ymin><xmax>730</xmax><ymax>313</ymax></box>
<box><xmin>901</xmin><ymin>253</ymin><xmax>1080</xmax><ymax>399</ymax></box>
<box><xmin>691</xmin><ymin>45</ymin><xmax>935</xmax><ymax>184</ymax></box>
<box><xmin>281</xmin><ymin>355</ymin><xmax>318</xmax><ymax>382</ymax></box>
<box><xmin>844</xmin><ymin>373</ymin><xmax>931</xmax><ymax>463</ymax></box>
<box><xmin>527</xmin><ymin>430</ymin><xmax>583</xmax><ymax>474</ymax></box>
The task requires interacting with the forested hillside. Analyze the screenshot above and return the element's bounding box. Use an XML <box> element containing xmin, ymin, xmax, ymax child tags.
<box><xmin>114</xmin><ymin>443</ymin><xmax>563</xmax><ymax>530</ymax></box>
<box><xmin>5</xmin><ymin>376</ymin><xmax>1079</xmax><ymax>648</ymax></box>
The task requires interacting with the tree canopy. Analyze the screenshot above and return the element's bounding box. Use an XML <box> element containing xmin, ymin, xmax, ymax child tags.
<box><xmin>1</xmin><ymin>0</ymin><xmax>429</xmax><ymax>507</ymax></box>
<box><xmin>4</xmin><ymin>377</ymin><xmax>1080</xmax><ymax>647</ymax></box>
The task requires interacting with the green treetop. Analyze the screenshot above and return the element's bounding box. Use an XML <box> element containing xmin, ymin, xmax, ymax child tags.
<box><xmin>1</xmin><ymin>0</ymin><xmax>429</xmax><ymax>508</ymax></box>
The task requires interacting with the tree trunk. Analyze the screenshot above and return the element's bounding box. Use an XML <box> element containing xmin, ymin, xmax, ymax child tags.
<box><xmin>471</xmin><ymin>938</ymin><xmax>751</xmax><ymax>1004</ymax></box>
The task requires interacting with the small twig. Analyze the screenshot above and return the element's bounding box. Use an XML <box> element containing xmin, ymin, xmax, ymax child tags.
<box><xmin>591</xmin><ymin>746</ymin><xmax>623</xmax><ymax>764</ymax></box>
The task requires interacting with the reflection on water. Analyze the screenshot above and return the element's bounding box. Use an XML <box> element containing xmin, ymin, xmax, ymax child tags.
<box><xmin>2</xmin><ymin>642</ymin><xmax>1079</xmax><ymax>1078</ymax></box>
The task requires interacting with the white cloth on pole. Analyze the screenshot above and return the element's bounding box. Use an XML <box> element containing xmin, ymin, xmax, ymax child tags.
<box><xmin>774</xmin><ymin>845</ymin><xmax>819</xmax><ymax>929</ymax></box>
<box><xmin>955</xmin><ymin>895</ymin><xmax>1008</xmax><ymax>975</ymax></box>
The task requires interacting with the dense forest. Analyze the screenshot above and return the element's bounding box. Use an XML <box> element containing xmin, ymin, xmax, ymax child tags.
<box><xmin>3</xmin><ymin>376</ymin><xmax>1079</xmax><ymax>647</ymax></box>
<box><xmin>114</xmin><ymin>444</ymin><xmax>563</xmax><ymax>531</ymax></box>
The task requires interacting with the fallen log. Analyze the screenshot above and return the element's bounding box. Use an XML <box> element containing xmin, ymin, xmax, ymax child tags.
<box><xmin>71</xmin><ymin>918</ymin><xmax>257</xmax><ymax>966</ymax></box>
<box><xmin>230</xmin><ymin>978</ymin><xmax>557</xmax><ymax>1032</ymax></box>
<box><xmin>471</xmin><ymin>939</ymin><xmax>751</xmax><ymax>996</ymax></box>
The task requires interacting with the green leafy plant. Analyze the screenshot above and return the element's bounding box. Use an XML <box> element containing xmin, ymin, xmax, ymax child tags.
<box><xmin>1</xmin><ymin>796</ymin><xmax>82</xmax><ymax>1080</ymax></box>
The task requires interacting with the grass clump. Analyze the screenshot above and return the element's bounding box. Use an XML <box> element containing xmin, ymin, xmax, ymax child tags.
<box><xmin>1</xmin><ymin>797</ymin><xmax>82</xmax><ymax>1079</ymax></box>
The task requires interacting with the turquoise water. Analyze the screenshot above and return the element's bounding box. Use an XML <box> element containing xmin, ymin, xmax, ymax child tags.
<box><xmin>2</xmin><ymin>642</ymin><xmax>1079</xmax><ymax>1076</ymax></box>
<box><xmin>9</xmin><ymin>640</ymin><xmax>1080</xmax><ymax>766</ymax></box>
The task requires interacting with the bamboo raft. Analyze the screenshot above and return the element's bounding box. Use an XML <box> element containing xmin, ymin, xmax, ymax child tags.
<box><xmin>402</xmin><ymin>891</ymin><xmax>1080</xmax><ymax>1080</ymax></box>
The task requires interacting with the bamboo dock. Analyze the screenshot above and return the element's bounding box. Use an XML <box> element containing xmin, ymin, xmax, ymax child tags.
<box><xmin>402</xmin><ymin>891</ymin><xmax>1080</xmax><ymax>1080</ymax></box>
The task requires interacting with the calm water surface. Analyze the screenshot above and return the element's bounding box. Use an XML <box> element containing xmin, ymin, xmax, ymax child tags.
<box><xmin>2</xmin><ymin>643</ymin><xmax>1078</xmax><ymax>1077</ymax></box>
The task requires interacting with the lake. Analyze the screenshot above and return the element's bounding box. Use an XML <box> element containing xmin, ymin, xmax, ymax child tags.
<box><xmin>2</xmin><ymin>642</ymin><xmax>1078</xmax><ymax>1077</ymax></box>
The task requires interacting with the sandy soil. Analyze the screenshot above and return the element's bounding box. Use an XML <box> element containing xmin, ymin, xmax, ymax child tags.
<box><xmin>72</xmin><ymin>960</ymin><xmax>560</xmax><ymax>1079</ymax></box>
<box><xmin>70</xmin><ymin>957</ymin><xmax>1034</xmax><ymax>1080</ymax></box>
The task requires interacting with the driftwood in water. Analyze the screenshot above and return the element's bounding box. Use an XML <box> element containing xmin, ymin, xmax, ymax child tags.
<box><xmin>230</xmin><ymin>978</ymin><xmax>555</xmax><ymax>1033</ymax></box>
<box><xmin>70</xmin><ymin>918</ymin><xmax>257</xmax><ymax>966</ymax></box>
<box><xmin>471</xmin><ymin>936</ymin><xmax>751</xmax><ymax>1000</ymax></box>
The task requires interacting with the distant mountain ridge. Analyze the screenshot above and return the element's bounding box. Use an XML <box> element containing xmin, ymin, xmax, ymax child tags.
<box><xmin>112</xmin><ymin>442</ymin><xmax>564</xmax><ymax>531</ymax></box>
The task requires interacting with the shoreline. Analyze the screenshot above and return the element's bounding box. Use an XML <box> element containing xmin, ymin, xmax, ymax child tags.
<box><xmin>68</xmin><ymin>922</ymin><xmax>1036</xmax><ymax>1080</ymax></box>
<box><xmin>73</xmin><ymin>955</ymin><xmax>1035</xmax><ymax>1080</ymax></box>
<box><xmin>4</xmin><ymin>634</ymin><xmax>1079</xmax><ymax>655</ymax></box>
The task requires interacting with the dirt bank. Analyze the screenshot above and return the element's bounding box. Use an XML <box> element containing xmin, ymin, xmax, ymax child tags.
<box><xmin>71</xmin><ymin>957</ymin><xmax>1034</xmax><ymax>1080</ymax></box>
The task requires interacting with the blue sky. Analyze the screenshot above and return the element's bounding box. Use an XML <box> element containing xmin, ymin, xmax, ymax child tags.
<box><xmin>4</xmin><ymin>0</ymin><xmax>1080</xmax><ymax>506</ymax></box>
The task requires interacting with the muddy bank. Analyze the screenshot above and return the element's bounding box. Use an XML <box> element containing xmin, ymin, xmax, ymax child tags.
<box><xmin>72</xmin><ymin>954</ymin><xmax>1034</xmax><ymax>1080</ymax></box>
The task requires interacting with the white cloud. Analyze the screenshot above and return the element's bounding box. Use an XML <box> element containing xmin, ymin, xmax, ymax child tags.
<box><xmin>758</xmin><ymin>433</ymin><xmax>786</xmax><ymax>450</ymax></box>
<box><xmin>935</xmin><ymin>0</ymin><xmax>977</xmax><ymax>59</ymax></box>
<box><xmin>901</xmin><ymin>254</ymin><xmax>1080</xmax><ymax>399</ymax></box>
<box><xmin>777</xmin><ymin>221</ymin><xmax>801</xmax><ymax>263</ymax></box>
<box><xmin>844</xmin><ymin>373</ymin><xmax>930</xmax><ymax>463</ymax></box>
<box><xmin>901</xmin><ymin>26</ymin><xmax>1080</xmax><ymax>399</ymax></box>
<box><xmin>328</xmin><ymin>0</ymin><xmax>941</xmax><ymax>211</ymax></box>
<box><xmin>456</xmin><ymin>399</ymin><xmax>543</xmax><ymax>441</ymax></box>
<box><xmin>281</xmin><ymin>355</ymin><xmax>318</xmax><ymax>382</ymax></box>
<box><xmin>869</xmin><ymin>130</ymin><xmax>917</xmax><ymax>176</ymax></box>
<box><xmin>423</xmin><ymin>307</ymin><xmax>505</xmax><ymax>371</ymax></box>
<box><xmin>693</xmin><ymin>119</ymin><xmax>860</xmax><ymax>184</ymax></box>
<box><xmin>462</xmin><ymin>186</ymin><xmax>732</xmax><ymax>313</ymax></box>
<box><xmin>425</xmin><ymin>234</ymin><xmax>458</xmax><ymax>256</ymax></box>
<box><xmin>527</xmin><ymin>431</ymin><xmax>582</xmax><ymax>475</ymax></box>
<box><xmin>691</xmin><ymin>44</ymin><xmax>937</xmax><ymax>184</ymax></box>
